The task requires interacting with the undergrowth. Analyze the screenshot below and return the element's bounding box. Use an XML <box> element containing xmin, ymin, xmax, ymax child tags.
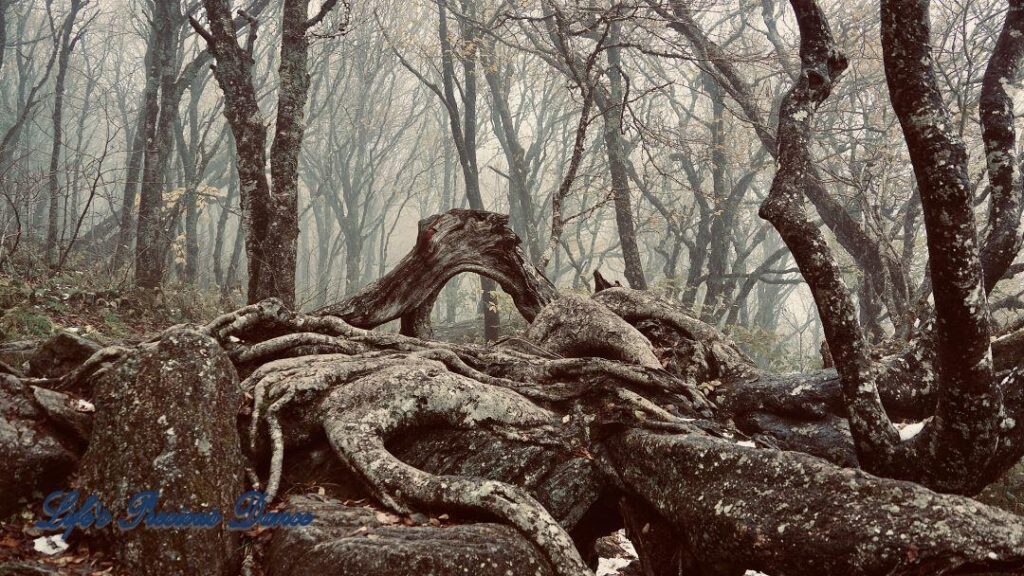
<box><xmin>0</xmin><ymin>251</ymin><xmax>241</xmax><ymax>344</ymax></box>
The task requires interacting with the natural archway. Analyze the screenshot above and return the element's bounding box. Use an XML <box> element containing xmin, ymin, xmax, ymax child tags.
<box><xmin>314</xmin><ymin>210</ymin><xmax>558</xmax><ymax>339</ymax></box>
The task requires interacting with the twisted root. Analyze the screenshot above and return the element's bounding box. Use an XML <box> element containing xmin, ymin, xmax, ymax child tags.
<box><xmin>321</xmin><ymin>361</ymin><xmax>592</xmax><ymax>576</ymax></box>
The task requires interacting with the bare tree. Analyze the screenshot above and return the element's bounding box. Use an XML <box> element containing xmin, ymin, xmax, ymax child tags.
<box><xmin>43</xmin><ymin>0</ymin><xmax>89</xmax><ymax>268</ymax></box>
<box><xmin>190</xmin><ymin>0</ymin><xmax>343</xmax><ymax>307</ymax></box>
<box><xmin>133</xmin><ymin>0</ymin><xmax>182</xmax><ymax>289</ymax></box>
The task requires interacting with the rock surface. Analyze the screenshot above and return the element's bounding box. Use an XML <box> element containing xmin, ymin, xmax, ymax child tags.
<box><xmin>268</xmin><ymin>495</ymin><xmax>555</xmax><ymax>576</ymax></box>
<box><xmin>26</xmin><ymin>332</ymin><xmax>101</xmax><ymax>379</ymax></box>
<box><xmin>0</xmin><ymin>375</ymin><xmax>82</xmax><ymax>519</ymax></box>
<box><xmin>77</xmin><ymin>329</ymin><xmax>245</xmax><ymax>576</ymax></box>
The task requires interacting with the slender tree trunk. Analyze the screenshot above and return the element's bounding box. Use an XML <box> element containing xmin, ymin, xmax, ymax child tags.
<box><xmin>701</xmin><ymin>73</ymin><xmax>730</xmax><ymax>321</ymax></box>
<box><xmin>434</xmin><ymin>0</ymin><xmax>500</xmax><ymax>339</ymax></box>
<box><xmin>310</xmin><ymin>184</ymin><xmax>331</xmax><ymax>307</ymax></box>
<box><xmin>174</xmin><ymin>89</ymin><xmax>204</xmax><ymax>286</ymax></box>
<box><xmin>44</xmin><ymin>0</ymin><xmax>83</xmax><ymax>268</ymax></box>
<box><xmin>193</xmin><ymin>1</ymin><xmax>272</xmax><ymax>304</ymax></box>
<box><xmin>224</xmin><ymin>218</ymin><xmax>245</xmax><ymax>300</ymax></box>
<box><xmin>112</xmin><ymin>71</ymin><xmax>154</xmax><ymax>273</ymax></box>
<box><xmin>134</xmin><ymin>0</ymin><xmax>179</xmax><ymax>289</ymax></box>
<box><xmin>64</xmin><ymin>62</ymin><xmax>95</xmax><ymax>255</ymax></box>
<box><xmin>483</xmin><ymin>40</ymin><xmax>539</xmax><ymax>261</ymax></box>
<box><xmin>0</xmin><ymin>0</ymin><xmax>8</xmax><ymax>78</ymax></box>
<box><xmin>602</xmin><ymin>22</ymin><xmax>646</xmax><ymax>290</ymax></box>
<box><xmin>212</xmin><ymin>153</ymin><xmax>238</xmax><ymax>285</ymax></box>
<box><xmin>343</xmin><ymin>232</ymin><xmax>363</xmax><ymax>297</ymax></box>
<box><xmin>183</xmin><ymin>187</ymin><xmax>199</xmax><ymax>284</ymax></box>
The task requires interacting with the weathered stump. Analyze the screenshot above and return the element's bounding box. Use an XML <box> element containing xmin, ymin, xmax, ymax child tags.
<box><xmin>77</xmin><ymin>329</ymin><xmax>245</xmax><ymax>576</ymax></box>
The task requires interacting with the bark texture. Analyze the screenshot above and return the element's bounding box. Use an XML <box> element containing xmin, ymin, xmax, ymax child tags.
<box><xmin>192</xmin><ymin>0</ymin><xmax>337</xmax><ymax>306</ymax></box>
<box><xmin>134</xmin><ymin>0</ymin><xmax>180</xmax><ymax>289</ymax></box>
<box><xmin>882</xmin><ymin>0</ymin><xmax>1001</xmax><ymax>490</ymax></box>
<box><xmin>268</xmin><ymin>496</ymin><xmax>556</xmax><ymax>576</ymax></box>
<box><xmin>745</xmin><ymin>0</ymin><xmax>1024</xmax><ymax>495</ymax></box>
<box><xmin>979</xmin><ymin>0</ymin><xmax>1024</xmax><ymax>292</ymax></box>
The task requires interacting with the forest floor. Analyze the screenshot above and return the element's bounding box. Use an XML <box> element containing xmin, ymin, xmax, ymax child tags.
<box><xmin>0</xmin><ymin>264</ymin><xmax>238</xmax><ymax>345</ymax></box>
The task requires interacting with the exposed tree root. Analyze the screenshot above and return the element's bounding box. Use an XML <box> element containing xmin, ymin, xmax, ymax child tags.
<box><xmin>527</xmin><ymin>294</ymin><xmax>662</xmax><ymax>369</ymax></box>
<box><xmin>608</xmin><ymin>429</ymin><xmax>1024</xmax><ymax>575</ymax></box>
<box><xmin>9</xmin><ymin>208</ymin><xmax>1024</xmax><ymax>576</ymax></box>
<box><xmin>320</xmin><ymin>363</ymin><xmax>592</xmax><ymax>576</ymax></box>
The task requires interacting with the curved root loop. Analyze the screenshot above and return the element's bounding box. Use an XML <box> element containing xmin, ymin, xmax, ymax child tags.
<box><xmin>323</xmin><ymin>366</ymin><xmax>593</xmax><ymax>576</ymax></box>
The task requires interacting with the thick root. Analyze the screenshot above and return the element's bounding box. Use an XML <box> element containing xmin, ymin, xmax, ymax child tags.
<box><xmin>527</xmin><ymin>294</ymin><xmax>661</xmax><ymax>368</ymax></box>
<box><xmin>321</xmin><ymin>362</ymin><xmax>592</xmax><ymax>576</ymax></box>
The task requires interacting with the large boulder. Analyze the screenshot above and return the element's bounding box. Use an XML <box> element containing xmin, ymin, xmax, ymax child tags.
<box><xmin>268</xmin><ymin>495</ymin><xmax>555</xmax><ymax>576</ymax></box>
<box><xmin>77</xmin><ymin>329</ymin><xmax>245</xmax><ymax>576</ymax></box>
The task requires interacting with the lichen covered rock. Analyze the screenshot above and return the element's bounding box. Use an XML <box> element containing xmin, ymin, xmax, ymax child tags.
<box><xmin>77</xmin><ymin>328</ymin><xmax>244</xmax><ymax>576</ymax></box>
<box><xmin>26</xmin><ymin>331</ymin><xmax>101</xmax><ymax>379</ymax></box>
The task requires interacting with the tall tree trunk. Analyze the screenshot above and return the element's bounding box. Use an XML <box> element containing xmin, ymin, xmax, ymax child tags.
<box><xmin>134</xmin><ymin>0</ymin><xmax>179</xmax><ymax>289</ymax></box>
<box><xmin>701</xmin><ymin>73</ymin><xmax>729</xmax><ymax>321</ymax></box>
<box><xmin>979</xmin><ymin>0</ymin><xmax>1024</xmax><ymax>292</ymax></box>
<box><xmin>483</xmin><ymin>40</ymin><xmax>539</xmax><ymax>261</ymax></box>
<box><xmin>112</xmin><ymin>69</ymin><xmax>155</xmax><ymax>273</ymax></box>
<box><xmin>310</xmin><ymin>185</ymin><xmax>331</xmax><ymax>307</ymax></box>
<box><xmin>262</xmin><ymin>0</ymin><xmax>312</xmax><ymax>308</ymax></box>
<box><xmin>602</xmin><ymin>21</ymin><xmax>646</xmax><ymax>290</ymax></box>
<box><xmin>174</xmin><ymin>85</ymin><xmax>204</xmax><ymax>286</ymax></box>
<box><xmin>194</xmin><ymin>0</ymin><xmax>336</xmax><ymax>307</ymax></box>
<box><xmin>880</xmin><ymin>0</ymin><xmax>999</xmax><ymax>489</ymax></box>
<box><xmin>183</xmin><ymin>185</ymin><xmax>199</xmax><ymax>284</ymax></box>
<box><xmin>0</xmin><ymin>0</ymin><xmax>8</xmax><ymax>77</ymax></box>
<box><xmin>44</xmin><ymin>0</ymin><xmax>84</xmax><ymax>268</ymax></box>
<box><xmin>193</xmin><ymin>2</ymin><xmax>273</xmax><ymax>304</ymax></box>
